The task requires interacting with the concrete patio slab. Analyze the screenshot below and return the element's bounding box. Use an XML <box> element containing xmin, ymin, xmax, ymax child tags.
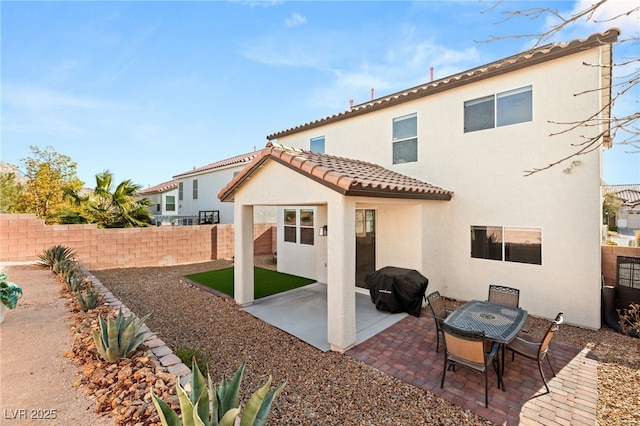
<box><xmin>241</xmin><ymin>282</ymin><xmax>408</xmax><ymax>351</ymax></box>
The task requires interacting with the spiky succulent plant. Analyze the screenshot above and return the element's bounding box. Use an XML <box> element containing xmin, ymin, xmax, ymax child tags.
<box><xmin>77</xmin><ymin>288</ymin><xmax>100</xmax><ymax>311</ymax></box>
<box><xmin>152</xmin><ymin>358</ymin><xmax>285</xmax><ymax>426</ymax></box>
<box><xmin>92</xmin><ymin>308</ymin><xmax>151</xmax><ymax>363</ymax></box>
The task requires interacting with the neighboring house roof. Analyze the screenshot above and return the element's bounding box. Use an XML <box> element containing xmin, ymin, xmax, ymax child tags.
<box><xmin>267</xmin><ymin>29</ymin><xmax>619</xmax><ymax>140</ymax></box>
<box><xmin>173</xmin><ymin>151</ymin><xmax>261</xmax><ymax>179</ymax></box>
<box><xmin>603</xmin><ymin>184</ymin><xmax>640</xmax><ymax>208</ymax></box>
<box><xmin>138</xmin><ymin>179</ymin><xmax>178</xmax><ymax>195</ymax></box>
<box><xmin>219</xmin><ymin>143</ymin><xmax>453</xmax><ymax>202</ymax></box>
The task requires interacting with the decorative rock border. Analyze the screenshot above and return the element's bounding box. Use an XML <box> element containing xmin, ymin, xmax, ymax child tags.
<box><xmin>77</xmin><ymin>263</ymin><xmax>193</xmax><ymax>389</ymax></box>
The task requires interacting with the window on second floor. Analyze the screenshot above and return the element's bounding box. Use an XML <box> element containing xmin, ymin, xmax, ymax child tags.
<box><xmin>192</xmin><ymin>179</ymin><xmax>198</xmax><ymax>200</ymax></box>
<box><xmin>464</xmin><ymin>86</ymin><xmax>532</xmax><ymax>133</ymax></box>
<box><xmin>165</xmin><ymin>196</ymin><xmax>176</xmax><ymax>212</ymax></box>
<box><xmin>178</xmin><ymin>182</ymin><xmax>183</xmax><ymax>201</ymax></box>
<box><xmin>392</xmin><ymin>113</ymin><xmax>417</xmax><ymax>164</ymax></box>
<box><xmin>310</xmin><ymin>136</ymin><xmax>325</xmax><ymax>153</ymax></box>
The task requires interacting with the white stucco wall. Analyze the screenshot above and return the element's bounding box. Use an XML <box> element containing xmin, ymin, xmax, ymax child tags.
<box><xmin>273</xmin><ymin>47</ymin><xmax>605</xmax><ymax>328</ymax></box>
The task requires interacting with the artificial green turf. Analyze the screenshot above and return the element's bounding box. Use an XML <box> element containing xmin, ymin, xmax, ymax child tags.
<box><xmin>185</xmin><ymin>267</ymin><xmax>316</xmax><ymax>299</ymax></box>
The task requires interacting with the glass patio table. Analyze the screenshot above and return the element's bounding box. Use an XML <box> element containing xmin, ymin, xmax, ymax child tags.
<box><xmin>443</xmin><ymin>300</ymin><xmax>527</xmax><ymax>388</ymax></box>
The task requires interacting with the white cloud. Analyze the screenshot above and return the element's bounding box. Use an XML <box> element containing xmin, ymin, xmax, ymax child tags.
<box><xmin>285</xmin><ymin>12</ymin><xmax>306</xmax><ymax>28</ymax></box>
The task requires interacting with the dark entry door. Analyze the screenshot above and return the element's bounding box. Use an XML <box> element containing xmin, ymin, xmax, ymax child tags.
<box><xmin>355</xmin><ymin>209</ymin><xmax>376</xmax><ymax>288</ymax></box>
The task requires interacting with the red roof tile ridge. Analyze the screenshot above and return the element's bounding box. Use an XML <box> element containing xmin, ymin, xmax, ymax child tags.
<box><xmin>173</xmin><ymin>150</ymin><xmax>262</xmax><ymax>178</ymax></box>
<box><xmin>267</xmin><ymin>29</ymin><xmax>619</xmax><ymax>140</ymax></box>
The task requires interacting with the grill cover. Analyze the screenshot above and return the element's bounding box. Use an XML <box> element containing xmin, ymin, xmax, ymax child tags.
<box><xmin>366</xmin><ymin>266</ymin><xmax>428</xmax><ymax>317</ymax></box>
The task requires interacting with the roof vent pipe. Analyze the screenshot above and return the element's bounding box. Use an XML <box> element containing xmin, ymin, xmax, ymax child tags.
<box><xmin>371</xmin><ymin>88</ymin><xmax>375</xmax><ymax>100</ymax></box>
<box><xmin>349</xmin><ymin>99</ymin><xmax>354</xmax><ymax>109</ymax></box>
<box><xmin>430</xmin><ymin>67</ymin><xmax>434</xmax><ymax>81</ymax></box>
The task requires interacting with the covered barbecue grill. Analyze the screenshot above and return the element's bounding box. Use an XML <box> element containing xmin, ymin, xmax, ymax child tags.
<box><xmin>366</xmin><ymin>266</ymin><xmax>429</xmax><ymax>317</ymax></box>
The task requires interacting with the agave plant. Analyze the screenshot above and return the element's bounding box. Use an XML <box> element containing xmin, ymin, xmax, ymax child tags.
<box><xmin>152</xmin><ymin>358</ymin><xmax>285</xmax><ymax>426</ymax></box>
<box><xmin>77</xmin><ymin>288</ymin><xmax>100</xmax><ymax>311</ymax></box>
<box><xmin>37</xmin><ymin>245</ymin><xmax>76</xmax><ymax>269</ymax></box>
<box><xmin>92</xmin><ymin>308</ymin><xmax>151</xmax><ymax>363</ymax></box>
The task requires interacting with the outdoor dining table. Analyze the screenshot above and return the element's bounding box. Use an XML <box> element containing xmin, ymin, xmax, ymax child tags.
<box><xmin>443</xmin><ymin>300</ymin><xmax>528</xmax><ymax>389</ymax></box>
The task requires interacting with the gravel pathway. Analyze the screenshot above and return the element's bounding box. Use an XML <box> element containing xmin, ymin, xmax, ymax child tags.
<box><xmin>90</xmin><ymin>257</ymin><xmax>640</xmax><ymax>425</ymax></box>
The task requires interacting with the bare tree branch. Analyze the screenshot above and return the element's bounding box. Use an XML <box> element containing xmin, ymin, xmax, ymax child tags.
<box><xmin>480</xmin><ymin>0</ymin><xmax>639</xmax><ymax>176</ymax></box>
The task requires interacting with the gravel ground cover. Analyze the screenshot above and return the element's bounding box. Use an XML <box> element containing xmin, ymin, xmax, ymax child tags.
<box><xmin>91</xmin><ymin>257</ymin><xmax>640</xmax><ymax>425</ymax></box>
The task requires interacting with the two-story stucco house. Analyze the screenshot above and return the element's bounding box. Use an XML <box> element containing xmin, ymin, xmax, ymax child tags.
<box><xmin>219</xmin><ymin>29</ymin><xmax>619</xmax><ymax>352</ymax></box>
<box><xmin>174</xmin><ymin>151</ymin><xmax>276</xmax><ymax>225</ymax></box>
<box><xmin>137</xmin><ymin>179</ymin><xmax>179</xmax><ymax>225</ymax></box>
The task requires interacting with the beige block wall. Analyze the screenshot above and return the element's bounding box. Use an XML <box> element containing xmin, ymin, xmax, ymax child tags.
<box><xmin>0</xmin><ymin>214</ymin><xmax>275</xmax><ymax>270</ymax></box>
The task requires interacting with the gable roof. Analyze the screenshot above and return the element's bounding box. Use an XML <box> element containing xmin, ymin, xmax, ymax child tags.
<box><xmin>267</xmin><ymin>29</ymin><xmax>619</xmax><ymax>140</ymax></box>
<box><xmin>173</xmin><ymin>150</ymin><xmax>261</xmax><ymax>179</ymax></box>
<box><xmin>218</xmin><ymin>143</ymin><xmax>453</xmax><ymax>202</ymax></box>
<box><xmin>138</xmin><ymin>179</ymin><xmax>178</xmax><ymax>195</ymax></box>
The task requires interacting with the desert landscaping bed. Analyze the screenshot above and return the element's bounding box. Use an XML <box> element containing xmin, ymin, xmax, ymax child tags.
<box><xmin>83</xmin><ymin>256</ymin><xmax>639</xmax><ymax>425</ymax></box>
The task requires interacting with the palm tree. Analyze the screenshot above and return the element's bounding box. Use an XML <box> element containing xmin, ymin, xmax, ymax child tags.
<box><xmin>86</xmin><ymin>170</ymin><xmax>153</xmax><ymax>228</ymax></box>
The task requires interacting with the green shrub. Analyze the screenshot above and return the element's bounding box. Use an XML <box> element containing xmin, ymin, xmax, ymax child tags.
<box><xmin>92</xmin><ymin>308</ymin><xmax>151</xmax><ymax>363</ymax></box>
<box><xmin>174</xmin><ymin>346</ymin><xmax>210</xmax><ymax>374</ymax></box>
<box><xmin>152</xmin><ymin>358</ymin><xmax>285</xmax><ymax>426</ymax></box>
<box><xmin>0</xmin><ymin>272</ymin><xmax>23</xmax><ymax>310</ymax></box>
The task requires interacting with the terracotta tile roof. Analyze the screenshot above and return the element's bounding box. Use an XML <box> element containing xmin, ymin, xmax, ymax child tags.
<box><xmin>604</xmin><ymin>184</ymin><xmax>640</xmax><ymax>207</ymax></box>
<box><xmin>173</xmin><ymin>150</ymin><xmax>261</xmax><ymax>179</ymax></box>
<box><xmin>267</xmin><ymin>29</ymin><xmax>620</xmax><ymax>140</ymax></box>
<box><xmin>219</xmin><ymin>143</ymin><xmax>453</xmax><ymax>202</ymax></box>
<box><xmin>138</xmin><ymin>179</ymin><xmax>178</xmax><ymax>195</ymax></box>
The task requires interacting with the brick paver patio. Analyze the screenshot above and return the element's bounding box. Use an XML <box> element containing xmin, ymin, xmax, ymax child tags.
<box><xmin>346</xmin><ymin>311</ymin><xmax>598</xmax><ymax>426</ymax></box>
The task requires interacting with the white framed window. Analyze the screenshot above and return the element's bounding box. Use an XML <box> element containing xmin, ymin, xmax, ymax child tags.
<box><xmin>165</xmin><ymin>196</ymin><xmax>176</xmax><ymax>212</ymax></box>
<box><xmin>471</xmin><ymin>225</ymin><xmax>541</xmax><ymax>265</ymax></box>
<box><xmin>192</xmin><ymin>179</ymin><xmax>198</xmax><ymax>200</ymax></box>
<box><xmin>464</xmin><ymin>86</ymin><xmax>532</xmax><ymax>133</ymax></box>
<box><xmin>300</xmin><ymin>209</ymin><xmax>314</xmax><ymax>245</ymax></box>
<box><xmin>310</xmin><ymin>136</ymin><xmax>325</xmax><ymax>153</ymax></box>
<box><xmin>284</xmin><ymin>209</ymin><xmax>296</xmax><ymax>243</ymax></box>
<box><xmin>392</xmin><ymin>113</ymin><xmax>417</xmax><ymax>164</ymax></box>
<box><xmin>178</xmin><ymin>182</ymin><xmax>183</xmax><ymax>201</ymax></box>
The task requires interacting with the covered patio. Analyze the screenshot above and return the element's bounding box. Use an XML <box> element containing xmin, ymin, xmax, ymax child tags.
<box><xmin>219</xmin><ymin>143</ymin><xmax>452</xmax><ymax>352</ymax></box>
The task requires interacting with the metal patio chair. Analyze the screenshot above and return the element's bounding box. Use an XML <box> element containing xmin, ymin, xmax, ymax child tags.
<box><xmin>440</xmin><ymin>323</ymin><xmax>503</xmax><ymax>408</ymax></box>
<box><xmin>506</xmin><ymin>312</ymin><xmax>564</xmax><ymax>395</ymax></box>
<box><xmin>426</xmin><ymin>291</ymin><xmax>448</xmax><ymax>352</ymax></box>
<box><xmin>488</xmin><ymin>284</ymin><xmax>520</xmax><ymax>308</ymax></box>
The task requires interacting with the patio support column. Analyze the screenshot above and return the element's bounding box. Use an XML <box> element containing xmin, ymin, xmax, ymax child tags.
<box><xmin>327</xmin><ymin>197</ymin><xmax>356</xmax><ymax>352</ymax></box>
<box><xmin>234</xmin><ymin>204</ymin><xmax>254</xmax><ymax>306</ymax></box>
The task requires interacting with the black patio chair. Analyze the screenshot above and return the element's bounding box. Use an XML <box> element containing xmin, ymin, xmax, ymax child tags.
<box><xmin>426</xmin><ymin>291</ymin><xmax>448</xmax><ymax>352</ymax></box>
<box><xmin>440</xmin><ymin>323</ymin><xmax>503</xmax><ymax>408</ymax></box>
<box><xmin>506</xmin><ymin>312</ymin><xmax>564</xmax><ymax>395</ymax></box>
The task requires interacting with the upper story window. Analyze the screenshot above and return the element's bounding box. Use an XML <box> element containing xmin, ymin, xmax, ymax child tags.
<box><xmin>464</xmin><ymin>86</ymin><xmax>532</xmax><ymax>133</ymax></box>
<box><xmin>192</xmin><ymin>179</ymin><xmax>198</xmax><ymax>200</ymax></box>
<box><xmin>310</xmin><ymin>136</ymin><xmax>325</xmax><ymax>153</ymax></box>
<box><xmin>178</xmin><ymin>182</ymin><xmax>183</xmax><ymax>201</ymax></box>
<box><xmin>392</xmin><ymin>113</ymin><xmax>417</xmax><ymax>164</ymax></box>
<box><xmin>165</xmin><ymin>196</ymin><xmax>176</xmax><ymax>212</ymax></box>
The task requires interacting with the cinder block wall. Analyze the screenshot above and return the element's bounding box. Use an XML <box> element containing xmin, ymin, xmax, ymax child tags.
<box><xmin>0</xmin><ymin>214</ymin><xmax>275</xmax><ymax>269</ymax></box>
<box><xmin>601</xmin><ymin>245</ymin><xmax>640</xmax><ymax>286</ymax></box>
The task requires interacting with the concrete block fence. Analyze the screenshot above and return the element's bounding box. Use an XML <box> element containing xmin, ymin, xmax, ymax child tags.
<box><xmin>601</xmin><ymin>245</ymin><xmax>640</xmax><ymax>286</ymax></box>
<box><xmin>0</xmin><ymin>214</ymin><xmax>275</xmax><ymax>270</ymax></box>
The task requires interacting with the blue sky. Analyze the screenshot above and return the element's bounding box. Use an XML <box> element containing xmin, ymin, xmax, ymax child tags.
<box><xmin>2</xmin><ymin>1</ymin><xmax>638</xmax><ymax>188</ymax></box>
